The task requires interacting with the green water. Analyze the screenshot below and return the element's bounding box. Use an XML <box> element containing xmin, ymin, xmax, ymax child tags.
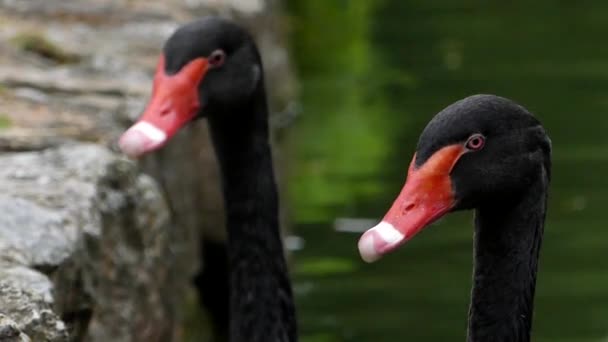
<box><xmin>286</xmin><ymin>1</ymin><xmax>608</xmax><ymax>341</ymax></box>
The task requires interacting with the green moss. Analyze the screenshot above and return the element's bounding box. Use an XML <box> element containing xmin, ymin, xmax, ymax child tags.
<box><xmin>0</xmin><ymin>115</ymin><xmax>12</xmax><ymax>129</ymax></box>
<box><xmin>11</xmin><ymin>32</ymin><xmax>80</xmax><ymax>64</ymax></box>
<box><xmin>181</xmin><ymin>287</ymin><xmax>212</xmax><ymax>342</ymax></box>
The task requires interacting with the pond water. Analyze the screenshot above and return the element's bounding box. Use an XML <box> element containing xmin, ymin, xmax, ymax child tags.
<box><xmin>286</xmin><ymin>1</ymin><xmax>608</xmax><ymax>341</ymax></box>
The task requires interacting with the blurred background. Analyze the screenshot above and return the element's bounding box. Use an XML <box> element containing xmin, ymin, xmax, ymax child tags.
<box><xmin>0</xmin><ymin>0</ymin><xmax>606</xmax><ymax>341</ymax></box>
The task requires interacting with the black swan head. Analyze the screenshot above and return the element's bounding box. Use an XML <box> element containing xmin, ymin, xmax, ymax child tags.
<box><xmin>359</xmin><ymin>94</ymin><xmax>551</xmax><ymax>263</ymax></box>
<box><xmin>119</xmin><ymin>17</ymin><xmax>263</xmax><ymax>157</ymax></box>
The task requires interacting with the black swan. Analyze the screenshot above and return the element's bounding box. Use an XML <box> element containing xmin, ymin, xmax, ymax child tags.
<box><xmin>358</xmin><ymin>95</ymin><xmax>551</xmax><ymax>342</ymax></box>
<box><xmin>119</xmin><ymin>17</ymin><xmax>297</xmax><ymax>342</ymax></box>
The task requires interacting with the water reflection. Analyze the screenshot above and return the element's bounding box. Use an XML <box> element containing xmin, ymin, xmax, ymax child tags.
<box><xmin>287</xmin><ymin>1</ymin><xmax>608</xmax><ymax>341</ymax></box>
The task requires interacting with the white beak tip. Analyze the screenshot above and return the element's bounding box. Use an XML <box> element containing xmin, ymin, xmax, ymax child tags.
<box><xmin>357</xmin><ymin>221</ymin><xmax>405</xmax><ymax>263</ymax></box>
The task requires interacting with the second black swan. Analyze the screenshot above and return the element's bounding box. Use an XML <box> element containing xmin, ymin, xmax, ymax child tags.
<box><xmin>119</xmin><ymin>17</ymin><xmax>297</xmax><ymax>342</ymax></box>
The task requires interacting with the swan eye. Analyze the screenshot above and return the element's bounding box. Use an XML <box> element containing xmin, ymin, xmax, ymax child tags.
<box><xmin>465</xmin><ymin>134</ymin><xmax>485</xmax><ymax>151</ymax></box>
<box><xmin>209</xmin><ymin>49</ymin><xmax>226</xmax><ymax>68</ymax></box>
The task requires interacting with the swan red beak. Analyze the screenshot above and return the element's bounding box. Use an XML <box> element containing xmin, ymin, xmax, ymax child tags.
<box><xmin>358</xmin><ymin>145</ymin><xmax>466</xmax><ymax>262</ymax></box>
<box><xmin>119</xmin><ymin>56</ymin><xmax>209</xmax><ymax>158</ymax></box>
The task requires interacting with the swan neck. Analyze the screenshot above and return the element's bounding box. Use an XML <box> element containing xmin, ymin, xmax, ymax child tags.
<box><xmin>208</xmin><ymin>89</ymin><xmax>297</xmax><ymax>342</ymax></box>
<box><xmin>468</xmin><ymin>174</ymin><xmax>548</xmax><ymax>342</ymax></box>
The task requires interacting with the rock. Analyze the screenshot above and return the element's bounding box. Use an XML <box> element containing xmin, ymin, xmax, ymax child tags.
<box><xmin>0</xmin><ymin>277</ymin><xmax>66</xmax><ymax>342</ymax></box>
<box><xmin>0</xmin><ymin>314</ymin><xmax>32</xmax><ymax>342</ymax></box>
<box><xmin>0</xmin><ymin>144</ymin><xmax>176</xmax><ymax>341</ymax></box>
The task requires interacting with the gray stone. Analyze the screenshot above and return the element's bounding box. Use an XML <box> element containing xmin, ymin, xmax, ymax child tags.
<box><xmin>0</xmin><ymin>313</ymin><xmax>32</xmax><ymax>342</ymax></box>
<box><xmin>0</xmin><ymin>144</ymin><xmax>175</xmax><ymax>341</ymax></box>
<box><xmin>0</xmin><ymin>278</ymin><xmax>66</xmax><ymax>342</ymax></box>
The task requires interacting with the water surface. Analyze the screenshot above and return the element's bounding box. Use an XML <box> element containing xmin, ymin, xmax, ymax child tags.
<box><xmin>287</xmin><ymin>1</ymin><xmax>608</xmax><ymax>341</ymax></box>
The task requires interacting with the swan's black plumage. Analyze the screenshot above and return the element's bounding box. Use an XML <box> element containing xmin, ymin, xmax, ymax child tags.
<box><xmin>468</xmin><ymin>175</ymin><xmax>547</xmax><ymax>342</ymax></box>
<box><xmin>419</xmin><ymin>95</ymin><xmax>552</xmax><ymax>341</ymax></box>
<box><xmin>162</xmin><ymin>17</ymin><xmax>297</xmax><ymax>342</ymax></box>
<box><xmin>206</xmin><ymin>66</ymin><xmax>296</xmax><ymax>342</ymax></box>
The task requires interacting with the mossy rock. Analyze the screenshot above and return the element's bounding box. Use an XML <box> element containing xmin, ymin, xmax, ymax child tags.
<box><xmin>10</xmin><ymin>32</ymin><xmax>80</xmax><ymax>64</ymax></box>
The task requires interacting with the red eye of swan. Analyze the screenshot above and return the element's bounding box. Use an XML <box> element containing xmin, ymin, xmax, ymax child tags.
<box><xmin>209</xmin><ymin>49</ymin><xmax>226</xmax><ymax>68</ymax></box>
<box><xmin>465</xmin><ymin>133</ymin><xmax>485</xmax><ymax>151</ymax></box>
